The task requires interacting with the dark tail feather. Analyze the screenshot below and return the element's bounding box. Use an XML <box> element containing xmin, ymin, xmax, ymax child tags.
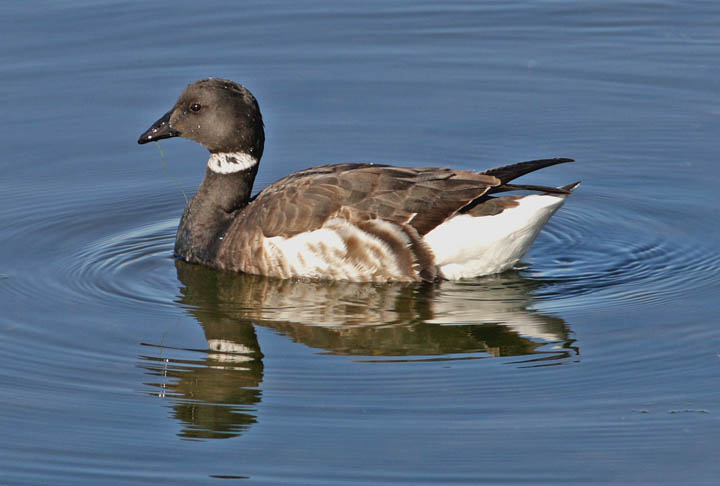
<box><xmin>560</xmin><ymin>181</ymin><xmax>582</xmax><ymax>192</ymax></box>
<box><xmin>492</xmin><ymin>180</ymin><xmax>582</xmax><ymax>195</ymax></box>
<box><xmin>481</xmin><ymin>158</ymin><xmax>574</xmax><ymax>185</ymax></box>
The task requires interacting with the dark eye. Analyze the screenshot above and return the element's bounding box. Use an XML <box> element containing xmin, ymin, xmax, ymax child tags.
<box><xmin>190</xmin><ymin>103</ymin><xmax>201</xmax><ymax>113</ymax></box>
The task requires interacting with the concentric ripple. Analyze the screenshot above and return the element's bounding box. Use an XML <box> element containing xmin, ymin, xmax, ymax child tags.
<box><xmin>4</xmin><ymin>183</ymin><xmax>717</xmax><ymax>318</ymax></box>
<box><xmin>64</xmin><ymin>219</ymin><xmax>180</xmax><ymax>310</ymax></box>
<box><xmin>523</xmin><ymin>195</ymin><xmax>720</xmax><ymax>310</ymax></box>
<box><xmin>0</xmin><ymin>183</ymin><xmax>185</xmax><ymax>314</ymax></box>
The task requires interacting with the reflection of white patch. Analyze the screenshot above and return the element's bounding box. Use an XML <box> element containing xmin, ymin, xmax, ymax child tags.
<box><xmin>426</xmin><ymin>282</ymin><xmax>565</xmax><ymax>341</ymax></box>
<box><xmin>424</xmin><ymin>194</ymin><xmax>568</xmax><ymax>279</ymax></box>
<box><xmin>208</xmin><ymin>152</ymin><xmax>258</xmax><ymax>174</ymax></box>
<box><xmin>503</xmin><ymin>318</ymin><xmax>563</xmax><ymax>342</ymax></box>
<box><xmin>263</xmin><ymin>219</ymin><xmax>406</xmax><ymax>281</ymax></box>
<box><xmin>207</xmin><ymin>339</ymin><xmax>255</xmax><ymax>364</ymax></box>
<box><xmin>207</xmin><ymin>339</ymin><xmax>254</xmax><ymax>355</ymax></box>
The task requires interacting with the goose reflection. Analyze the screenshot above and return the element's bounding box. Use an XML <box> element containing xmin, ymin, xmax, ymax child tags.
<box><xmin>140</xmin><ymin>260</ymin><xmax>575</xmax><ymax>439</ymax></box>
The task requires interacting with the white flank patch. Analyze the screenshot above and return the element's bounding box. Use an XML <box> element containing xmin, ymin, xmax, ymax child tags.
<box><xmin>208</xmin><ymin>152</ymin><xmax>258</xmax><ymax>174</ymax></box>
<box><xmin>263</xmin><ymin>219</ymin><xmax>406</xmax><ymax>281</ymax></box>
<box><xmin>423</xmin><ymin>194</ymin><xmax>568</xmax><ymax>279</ymax></box>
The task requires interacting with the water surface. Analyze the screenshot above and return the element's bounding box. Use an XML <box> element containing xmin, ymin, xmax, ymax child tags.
<box><xmin>2</xmin><ymin>1</ymin><xmax>719</xmax><ymax>484</ymax></box>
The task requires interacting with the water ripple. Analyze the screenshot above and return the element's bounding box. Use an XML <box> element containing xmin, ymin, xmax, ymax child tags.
<box><xmin>5</xmin><ymin>184</ymin><xmax>717</xmax><ymax>319</ymax></box>
<box><xmin>63</xmin><ymin>219</ymin><xmax>179</xmax><ymax>310</ymax></box>
<box><xmin>525</xmin><ymin>199</ymin><xmax>720</xmax><ymax>309</ymax></box>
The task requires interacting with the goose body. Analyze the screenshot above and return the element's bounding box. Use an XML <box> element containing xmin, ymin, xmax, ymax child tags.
<box><xmin>138</xmin><ymin>78</ymin><xmax>578</xmax><ymax>282</ymax></box>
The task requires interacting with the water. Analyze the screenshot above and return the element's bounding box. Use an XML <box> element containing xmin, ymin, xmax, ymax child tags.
<box><xmin>2</xmin><ymin>1</ymin><xmax>720</xmax><ymax>484</ymax></box>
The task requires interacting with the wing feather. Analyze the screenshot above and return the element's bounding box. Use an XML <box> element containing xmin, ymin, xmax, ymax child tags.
<box><xmin>232</xmin><ymin>158</ymin><xmax>573</xmax><ymax>240</ymax></box>
<box><xmin>238</xmin><ymin>163</ymin><xmax>500</xmax><ymax>238</ymax></box>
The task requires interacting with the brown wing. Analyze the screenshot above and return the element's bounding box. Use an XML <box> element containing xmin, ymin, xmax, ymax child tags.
<box><xmin>239</xmin><ymin>163</ymin><xmax>501</xmax><ymax>238</ymax></box>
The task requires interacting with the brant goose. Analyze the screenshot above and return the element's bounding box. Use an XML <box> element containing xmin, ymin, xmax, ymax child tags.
<box><xmin>138</xmin><ymin>78</ymin><xmax>579</xmax><ymax>282</ymax></box>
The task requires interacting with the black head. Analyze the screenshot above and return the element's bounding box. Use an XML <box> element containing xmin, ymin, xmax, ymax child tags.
<box><xmin>138</xmin><ymin>78</ymin><xmax>265</xmax><ymax>158</ymax></box>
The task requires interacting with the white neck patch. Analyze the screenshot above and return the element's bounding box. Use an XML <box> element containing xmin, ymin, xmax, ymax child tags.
<box><xmin>208</xmin><ymin>152</ymin><xmax>258</xmax><ymax>174</ymax></box>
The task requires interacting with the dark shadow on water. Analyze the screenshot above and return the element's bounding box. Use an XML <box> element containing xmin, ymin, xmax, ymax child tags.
<box><xmin>139</xmin><ymin>260</ymin><xmax>576</xmax><ymax>439</ymax></box>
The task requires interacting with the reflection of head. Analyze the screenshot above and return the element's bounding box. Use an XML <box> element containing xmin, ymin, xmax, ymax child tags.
<box><xmin>167</xmin><ymin>349</ymin><xmax>262</xmax><ymax>440</ymax></box>
<box><xmin>139</xmin><ymin>309</ymin><xmax>263</xmax><ymax>440</ymax></box>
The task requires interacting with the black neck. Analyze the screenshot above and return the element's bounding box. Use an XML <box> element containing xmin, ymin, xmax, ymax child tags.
<box><xmin>174</xmin><ymin>164</ymin><xmax>259</xmax><ymax>264</ymax></box>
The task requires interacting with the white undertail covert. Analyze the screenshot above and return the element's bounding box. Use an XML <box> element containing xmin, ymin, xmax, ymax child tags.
<box><xmin>424</xmin><ymin>193</ymin><xmax>569</xmax><ymax>279</ymax></box>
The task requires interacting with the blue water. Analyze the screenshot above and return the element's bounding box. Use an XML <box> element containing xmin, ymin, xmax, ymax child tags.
<box><xmin>2</xmin><ymin>1</ymin><xmax>720</xmax><ymax>484</ymax></box>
